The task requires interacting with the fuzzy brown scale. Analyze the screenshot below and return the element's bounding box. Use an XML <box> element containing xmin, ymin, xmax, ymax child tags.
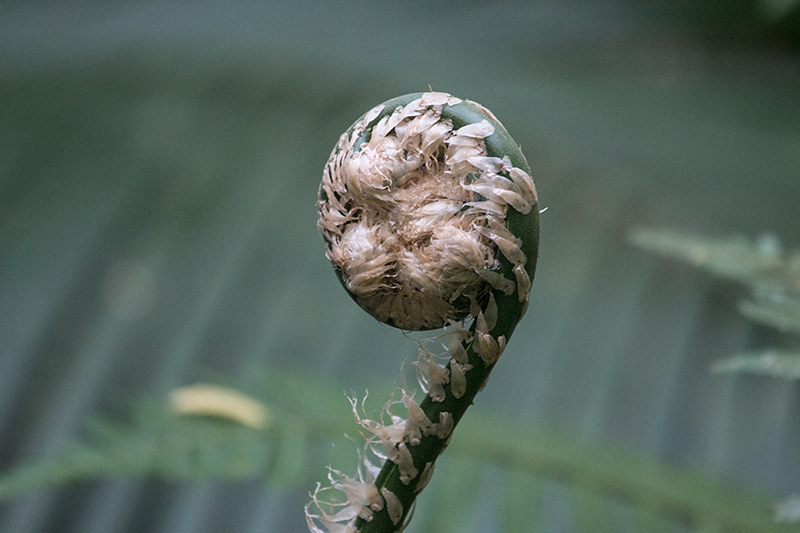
<box><xmin>318</xmin><ymin>95</ymin><xmax>516</xmax><ymax>331</ymax></box>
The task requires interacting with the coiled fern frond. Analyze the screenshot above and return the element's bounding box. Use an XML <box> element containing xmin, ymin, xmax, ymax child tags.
<box><xmin>311</xmin><ymin>92</ymin><xmax>540</xmax><ymax>532</ymax></box>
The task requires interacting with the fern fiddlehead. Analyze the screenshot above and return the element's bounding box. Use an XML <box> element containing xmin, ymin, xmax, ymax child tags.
<box><xmin>308</xmin><ymin>92</ymin><xmax>540</xmax><ymax>532</ymax></box>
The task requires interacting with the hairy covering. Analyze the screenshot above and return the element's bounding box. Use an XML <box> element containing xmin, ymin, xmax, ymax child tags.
<box><xmin>318</xmin><ymin>92</ymin><xmax>536</xmax><ymax>331</ymax></box>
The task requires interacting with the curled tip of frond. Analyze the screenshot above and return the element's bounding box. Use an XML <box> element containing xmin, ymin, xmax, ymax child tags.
<box><xmin>318</xmin><ymin>91</ymin><xmax>536</xmax><ymax>331</ymax></box>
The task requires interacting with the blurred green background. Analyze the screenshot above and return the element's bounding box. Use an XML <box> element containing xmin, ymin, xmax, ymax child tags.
<box><xmin>1</xmin><ymin>1</ymin><xmax>799</xmax><ymax>532</ymax></box>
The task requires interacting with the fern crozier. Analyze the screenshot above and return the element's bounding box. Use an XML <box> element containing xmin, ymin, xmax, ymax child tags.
<box><xmin>310</xmin><ymin>91</ymin><xmax>540</xmax><ymax>532</ymax></box>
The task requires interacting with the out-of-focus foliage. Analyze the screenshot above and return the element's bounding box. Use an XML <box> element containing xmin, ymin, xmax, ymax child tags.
<box><xmin>642</xmin><ymin>0</ymin><xmax>800</xmax><ymax>48</ymax></box>
<box><xmin>0</xmin><ymin>368</ymin><xmax>795</xmax><ymax>532</ymax></box>
<box><xmin>712</xmin><ymin>350</ymin><xmax>800</xmax><ymax>378</ymax></box>
<box><xmin>631</xmin><ymin>228</ymin><xmax>800</xmax><ymax>379</ymax></box>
